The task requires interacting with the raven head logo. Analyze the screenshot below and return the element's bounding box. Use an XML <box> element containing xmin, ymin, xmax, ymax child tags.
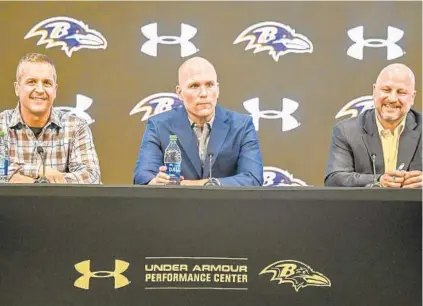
<box><xmin>263</xmin><ymin>167</ymin><xmax>307</xmax><ymax>186</ymax></box>
<box><xmin>130</xmin><ymin>92</ymin><xmax>183</xmax><ymax>121</ymax></box>
<box><xmin>25</xmin><ymin>16</ymin><xmax>107</xmax><ymax>57</ymax></box>
<box><xmin>335</xmin><ymin>95</ymin><xmax>374</xmax><ymax>120</ymax></box>
<box><xmin>234</xmin><ymin>21</ymin><xmax>313</xmax><ymax>61</ymax></box>
<box><xmin>260</xmin><ymin>260</ymin><xmax>331</xmax><ymax>292</ymax></box>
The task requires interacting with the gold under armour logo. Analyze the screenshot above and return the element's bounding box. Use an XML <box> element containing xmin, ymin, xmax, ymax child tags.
<box><xmin>74</xmin><ymin>259</ymin><xmax>131</xmax><ymax>290</ymax></box>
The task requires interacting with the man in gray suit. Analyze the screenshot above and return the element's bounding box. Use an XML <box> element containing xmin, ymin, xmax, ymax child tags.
<box><xmin>325</xmin><ymin>63</ymin><xmax>422</xmax><ymax>188</ymax></box>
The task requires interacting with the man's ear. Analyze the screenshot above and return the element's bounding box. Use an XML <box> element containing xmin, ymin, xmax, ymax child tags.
<box><xmin>14</xmin><ymin>81</ymin><xmax>19</xmax><ymax>97</ymax></box>
<box><xmin>176</xmin><ymin>85</ymin><xmax>183</xmax><ymax>100</ymax></box>
<box><xmin>411</xmin><ymin>90</ymin><xmax>416</xmax><ymax>105</ymax></box>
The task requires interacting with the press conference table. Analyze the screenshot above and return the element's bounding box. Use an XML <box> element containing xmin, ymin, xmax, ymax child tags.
<box><xmin>0</xmin><ymin>185</ymin><xmax>421</xmax><ymax>306</ymax></box>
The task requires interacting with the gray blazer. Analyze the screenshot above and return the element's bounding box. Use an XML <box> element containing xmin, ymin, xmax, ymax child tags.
<box><xmin>325</xmin><ymin>109</ymin><xmax>422</xmax><ymax>187</ymax></box>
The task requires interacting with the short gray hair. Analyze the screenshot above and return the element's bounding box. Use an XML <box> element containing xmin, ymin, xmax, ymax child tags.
<box><xmin>16</xmin><ymin>53</ymin><xmax>57</xmax><ymax>83</ymax></box>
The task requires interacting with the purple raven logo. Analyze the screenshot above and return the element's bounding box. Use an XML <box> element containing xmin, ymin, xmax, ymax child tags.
<box><xmin>260</xmin><ymin>260</ymin><xmax>331</xmax><ymax>292</ymax></box>
<box><xmin>335</xmin><ymin>95</ymin><xmax>374</xmax><ymax>120</ymax></box>
<box><xmin>234</xmin><ymin>21</ymin><xmax>313</xmax><ymax>62</ymax></box>
<box><xmin>263</xmin><ymin>167</ymin><xmax>308</xmax><ymax>186</ymax></box>
<box><xmin>25</xmin><ymin>16</ymin><xmax>107</xmax><ymax>57</ymax></box>
<box><xmin>130</xmin><ymin>92</ymin><xmax>183</xmax><ymax>121</ymax></box>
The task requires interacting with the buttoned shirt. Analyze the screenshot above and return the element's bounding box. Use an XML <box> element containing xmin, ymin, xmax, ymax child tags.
<box><xmin>189</xmin><ymin>116</ymin><xmax>214</xmax><ymax>167</ymax></box>
<box><xmin>0</xmin><ymin>105</ymin><xmax>101</xmax><ymax>184</ymax></box>
<box><xmin>375</xmin><ymin>113</ymin><xmax>406</xmax><ymax>172</ymax></box>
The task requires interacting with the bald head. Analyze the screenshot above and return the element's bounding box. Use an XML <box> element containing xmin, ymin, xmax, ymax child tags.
<box><xmin>178</xmin><ymin>57</ymin><xmax>217</xmax><ymax>86</ymax></box>
<box><xmin>176</xmin><ymin>57</ymin><xmax>219</xmax><ymax>126</ymax></box>
<box><xmin>376</xmin><ymin>63</ymin><xmax>415</xmax><ymax>89</ymax></box>
<box><xmin>373</xmin><ymin>63</ymin><xmax>416</xmax><ymax>129</ymax></box>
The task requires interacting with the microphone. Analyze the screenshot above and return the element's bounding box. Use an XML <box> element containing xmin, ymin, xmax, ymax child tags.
<box><xmin>365</xmin><ymin>153</ymin><xmax>381</xmax><ymax>187</ymax></box>
<box><xmin>35</xmin><ymin>146</ymin><xmax>49</xmax><ymax>184</ymax></box>
<box><xmin>203</xmin><ymin>153</ymin><xmax>221</xmax><ymax>186</ymax></box>
<box><xmin>208</xmin><ymin>153</ymin><xmax>213</xmax><ymax>179</ymax></box>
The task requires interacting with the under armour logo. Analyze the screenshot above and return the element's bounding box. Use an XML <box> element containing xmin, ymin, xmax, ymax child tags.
<box><xmin>74</xmin><ymin>259</ymin><xmax>131</xmax><ymax>290</ymax></box>
<box><xmin>347</xmin><ymin>26</ymin><xmax>405</xmax><ymax>60</ymax></box>
<box><xmin>140</xmin><ymin>23</ymin><xmax>198</xmax><ymax>57</ymax></box>
<box><xmin>243</xmin><ymin>97</ymin><xmax>300</xmax><ymax>132</ymax></box>
<box><xmin>55</xmin><ymin>94</ymin><xmax>95</xmax><ymax>124</ymax></box>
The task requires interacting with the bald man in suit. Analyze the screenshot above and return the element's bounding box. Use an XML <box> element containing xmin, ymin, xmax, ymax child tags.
<box><xmin>134</xmin><ymin>57</ymin><xmax>263</xmax><ymax>186</ymax></box>
<box><xmin>325</xmin><ymin>63</ymin><xmax>422</xmax><ymax>188</ymax></box>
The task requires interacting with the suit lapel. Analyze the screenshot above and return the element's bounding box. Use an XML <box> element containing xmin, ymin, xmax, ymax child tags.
<box><xmin>204</xmin><ymin>106</ymin><xmax>230</xmax><ymax>178</ymax></box>
<box><xmin>362</xmin><ymin>110</ymin><xmax>385</xmax><ymax>173</ymax></box>
<box><xmin>171</xmin><ymin>108</ymin><xmax>202</xmax><ymax>177</ymax></box>
<box><xmin>397</xmin><ymin>111</ymin><xmax>420</xmax><ymax>170</ymax></box>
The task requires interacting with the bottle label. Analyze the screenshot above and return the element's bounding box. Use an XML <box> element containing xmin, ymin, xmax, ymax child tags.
<box><xmin>165</xmin><ymin>162</ymin><xmax>181</xmax><ymax>180</ymax></box>
<box><xmin>0</xmin><ymin>158</ymin><xmax>8</xmax><ymax>176</ymax></box>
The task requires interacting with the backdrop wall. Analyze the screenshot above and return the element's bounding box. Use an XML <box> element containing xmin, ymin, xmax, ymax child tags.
<box><xmin>0</xmin><ymin>1</ymin><xmax>421</xmax><ymax>185</ymax></box>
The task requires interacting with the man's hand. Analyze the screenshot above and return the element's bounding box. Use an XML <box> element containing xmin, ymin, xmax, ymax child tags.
<box><xmin>402</xmin><ymin>170</ymin><xmax>422</xmax><ymax>189</ymax></box>
<box><xmin>180</xmin><ymin>179</ymin><xmax>208</xmax><ymax>186</ymax></box>
<box><xmin>148</xmin><ymin>166</ymin><xmax>210</xmax><ymax>186</ymax></box>
<box><xmin>40</xmin><ymin>167</ymin><xmax>66</xmax><ymax>184</ymax></box>
<box><xmin>380</xmin><ymin>169</ymin><xmax>405</xmax><ymax>188</ymax></box>
<box><xmin>9</xmin><ymin>173</ymin><xmax>36</xmax><ymax>183</ymax></box>
<box><xmin>148</xmin><ymin>166</ymin><xmax>173</xmax><ymax>185</ymax></box>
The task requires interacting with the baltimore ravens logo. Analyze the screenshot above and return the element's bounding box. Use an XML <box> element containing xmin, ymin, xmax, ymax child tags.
<box><xmin>335</xmin><ymin>95</ymin><xmax>374</xmax><ymax>120</ymax></box>
<box><xmin>263</xmin><ymin>167</ymin><xmax>307</xmax><ymax>186</ymax></box>
<box><xmin>130</xmin><ymin>92</ymin><xmax>183</xmax><ymax>121</ymax></box>
<box><xmin>234</xmin><ymin>21</ymin><xmax>313</xmax><ymax>62</ymax></box>
<box><xmin>25</xmin><ymin>16</ymin><xmax>107</xmax><ymax>57</ymax></box>
<box><xmin>260</xmin><ymin>260</ymin><xmax>331</xmax><ymax>292</ymax></box>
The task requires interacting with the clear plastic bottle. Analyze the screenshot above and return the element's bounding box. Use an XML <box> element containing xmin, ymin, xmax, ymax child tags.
<box><xmin>0</xmin><ymin>131</ymin><xmax>9</xmax><ymax>183</ymax></box>
<box><xmin>164</xmin><ymin>135</ymin><xmax>181</xmax><ymax>184</ymax></box>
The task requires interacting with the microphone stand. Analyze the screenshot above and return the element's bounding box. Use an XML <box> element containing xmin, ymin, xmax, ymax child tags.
<box><xmin>366</xmin><ymin>153</ymin><xmax>381</xmax><ymax>188</ymax></box>
<box><xmin>35</xmin><ymin>147</ymin><xmax>49</xmax><ymax>184</ymax></box>
<box><xmin>203</xmin><ymin>153</ymin><xmax>221</xmax><ymax>187</ymax></box>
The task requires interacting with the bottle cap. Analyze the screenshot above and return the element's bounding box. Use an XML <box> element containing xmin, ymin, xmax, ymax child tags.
<box><xmin>169</xmin><ymin>135</ymin><xmax>178</xmax><ymax>141</ymax></box>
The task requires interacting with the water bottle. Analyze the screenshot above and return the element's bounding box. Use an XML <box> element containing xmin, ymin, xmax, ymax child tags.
<box><xmin>0</xmin><ymin>131</ymin><xmax>9</xmax><ymax>183</ymax></box>
<box><xmin>164</xmin><ymin>135</ymin><xmax>182</xmax><ymax>184</ymax></box>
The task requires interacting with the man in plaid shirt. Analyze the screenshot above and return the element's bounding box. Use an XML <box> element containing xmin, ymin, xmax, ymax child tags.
<box><xmin>0</xmin><ymin>53</ymin><xmax>101</xmax><ymax>184</ymax></box>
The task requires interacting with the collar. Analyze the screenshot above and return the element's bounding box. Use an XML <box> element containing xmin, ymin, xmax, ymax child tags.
<box><xmin>9</xmin><ymin>103</ymin><xmax>62</xmax><ymax>129</ymax></box>
<box><xmin>375</xmin><ymin>111</ymin><xmax>407</xmax><ymax>137</ymax></box>
<box><xmin>189</xmin><ymin>115</ymin><xmax>215</xmax><ymax>130</ymax></box>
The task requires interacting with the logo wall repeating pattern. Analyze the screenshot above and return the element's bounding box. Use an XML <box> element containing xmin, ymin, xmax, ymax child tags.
<box><xmin>0</xmin><ymin>2</ymin><xmax>420</xmax><ymax>185</ymax></box>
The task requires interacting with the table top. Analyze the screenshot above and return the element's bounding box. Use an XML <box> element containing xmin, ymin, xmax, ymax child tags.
<box><xmin>0</xmin><ymin>184</ymin><xmax>420</xmax><ymax>202</ymax></box>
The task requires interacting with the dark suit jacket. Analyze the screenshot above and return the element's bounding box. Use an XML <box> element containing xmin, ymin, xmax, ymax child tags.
<box><xmin>325</xmin><ymin>109</ymin><xmax>422</xmax><ymax>187</ymax></box>
<box><xmin>133</xmin><ymin>105</ymin><xmax>263</xmax><ymax>186</ymax></box>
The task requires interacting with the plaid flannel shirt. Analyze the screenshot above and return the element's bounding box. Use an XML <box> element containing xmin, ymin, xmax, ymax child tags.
<box><xmin>0</xmin><ymin>105</ymin><xmax>101</xmax><ymax>184</ymax></box>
